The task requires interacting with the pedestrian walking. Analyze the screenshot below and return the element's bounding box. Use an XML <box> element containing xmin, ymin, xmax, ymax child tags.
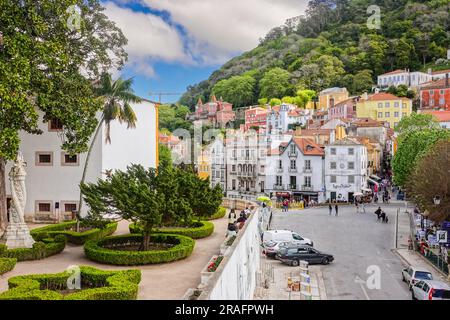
<box><xmin>328</xmin><ymin>204</ymin><xmax>332</xmax><ymax>216</ymax></box>
<box><xmin>355</xmin><ymin>201</ymin><xmax>359</xmax><ymax>214</ymax></box>
<box><xmin>361</xmin><ymin>202</ymin><xmax>366</xmax><ymax>214</ymax></box>
<box><xmin>375</xmin><ymin>207</ymin><xmax>382</xmax><ymax>221</ymax></box>
<box><xmin>335</xmin><ymin>204</ymin><xmax>338</xmax><ymax>217</ymax></box>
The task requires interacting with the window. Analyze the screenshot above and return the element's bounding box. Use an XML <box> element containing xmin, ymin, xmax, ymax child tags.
<box><xmin>394</xmin><ymin>102</ymin><xmax>399</xmax><ymax>108</ymax></box>
<box><xmin>348</xmin><ymin>176</ymin><xmax>355</xmax><ymax>183</ymax></box>
<box><xmin>378</xmin><ymin>112</ymin><xmax>383</xmax><ymax>118</ymax></box>
<box><xmin>35</xmin><ymin>152</ymin><xmax>53</xmax><ymax>166</ymax></box>
<box><xmin>348</xmin><ymin>148</ymin><xmax>354</xmax><ymax>155</ymax></box>
<box><xmin>290</xmin><ymin>160</ymin><xmax>296</xmax><ymax>169</ymax></box>
<box><xmin>330</xmin><ymin>162</ymin><xmax>337</xmax><ymax>169</ymax></box>
<box><xmin>385</xmin><ymin>112</ymin><xmax>390</xmax><ymax>118</ymax></box>
<box><xmin>330</xmin><ymin>176</ymin><xmax>336</xmax><ymax>183</ymax></box>
<box><xmin>430</xmin><ymin>90</ymin><xmax>434</xmax><ymax>95</ymax></box>
<box><xmin>330</xmin><ymin>148</ymin><xmax>336</xmax><ymax>155</ymax></box>
<box><xmin>304</xmin><ymin>160</ymin><xmax>311</xmax><ymax>170</ymax></box>
<box><xmin>394</xmin><ymin>112</ymin><xmax>399</xmax><ymax>117</ymax></box>
<box><xmin>439</xmin><ymin>98</ymin><xmax>445</xmax><ymax>105</ymax></box>
<box><xmin>276</xmin><ymin>176</ymin><xmax>282</xmax><ymax>186</ymax></box>
<box><xmin>402</xmin><ymin>112</ymin><xmax>407</xmax><ymax>117</ymax></box>
<box><xmin>378</xmin><ymin>103</ymin><xmax>383</xmax><ymax>108</ymax></box>
<box><xmin>232</xmin><ymin>165</ymin><xmax>236</xmax><ymax>172</ymax></box>
<box><xmin>278</xmin><ymin>160</ymin><xmax>282</xmax><ymax>169</ymax></box>
<box><xmin>394</xmin><ymin>122</ymin><xmax>399</xmax><ymax>128</ymax></box>
<box><xmin>36</xmin><ymin>201</ymin><xmax>52</xmax><ymax>214</ymax></box>
<box><xmin>430</xmin><ymin>99</ymin><xmax>434</xmax><ymax>106</ymax></box>
<box><xmin>290</xmin><ymin>144</ymin><xmax>296</xmax><ymax>154</ymax></box>
<box><xmin>61</xmin><ymin>153</ymin><xmax>79</xmax><ymax>166</ymax></box>
<box><xmin>64</xmin><ymin>203</ymin><xmax>77</xmax><ymax>213</ymax></box>
<box><xmin>232</xmin><ymin>180</ymin><xmax>236</xmax><ymax>190</ymax></box>
<box><xmin>49</xmin><ymin>119</ymin><xmax>63</xmax><ymax>131</ymax></box>
<box><xmin>348</xmin><ymin>162</ymin><xmax>354</xmax><ymax>170</ymax></box>
<box><xmin>385</xmin><ymin>102</ymin><xmax>390</xmax><ymax>108</ymax></box>
<box><xmin>402</xmin><ymin>103</ymin><xmax>407</xmax><ymax>109</ymax></box>
<box><xmin>304</xmin><ymin>176</ymin><xmax>311</xmax><ymax>187</ymax></box>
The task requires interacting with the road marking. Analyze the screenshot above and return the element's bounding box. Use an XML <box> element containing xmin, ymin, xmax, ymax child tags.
<box><xmin>355</xmin><ymin>276</ymin><xmax>371</xmax><ymax>300</ymax></box>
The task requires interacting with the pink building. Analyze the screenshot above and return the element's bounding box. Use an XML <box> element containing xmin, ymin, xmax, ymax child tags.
<box><xmin>328</xmin><ymin>97</ymin><xmax>358</xmax><ymax>120</ymax></box>
<box><xmin>244</xmin><ymin>106</ymin><xmax>268</xmax><ymax>131</ymax></box>
<box><xmin>189</xmin><ymin>96</ymin><xmax>235</xmax><ymax>127</ymax></box>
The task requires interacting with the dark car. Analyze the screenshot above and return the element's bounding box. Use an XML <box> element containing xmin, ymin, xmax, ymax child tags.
<box><xmin>276</xmin><ymin>245</ymin><xmax>334</xmax><ymax>266</ymax></box>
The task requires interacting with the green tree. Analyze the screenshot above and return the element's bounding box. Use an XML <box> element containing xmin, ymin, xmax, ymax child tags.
<box><xmin>78</xmin><ymin>73</ymin><xmax>142</xmax><ymax>217</ymax></box>
<box><xmin>395</xmin><ymin>113</ymin><xmax>440</xmax><ymax>137</ymax></box>
<box><xmin>350</xmin><ymin>70</ymin><xmax>374</xmax><ymax>94</ymax></box>
<box><xmin>81</xmin><ymin>165</ymin><xmax>163</xmax><ymax>251</ymax></box>
<box><xmin>212</xmin><ymin>75</ymin><xmax>256</xmax><ymax>107</ymax></box>
<box><xmin>295</xmin><ymin>89</ymin><xmax>317</xmax><ymax>108</ymax></box>
<box><xmin>259</xmin><ymin>68</ymin><xmax>291</xmax><ymax>99</ymax></box>
<box><xmin>258</xmin><ymin>98</ymin><xmax>268</xmax><ymax>106</ymax></box>
<box><xmin>159</xmin><ymin>143</ymin><xmax>172</xmax><ymax>167</ymax></box>
<box><xmin>269</xmin><ymin>98</ymin><xmax>282</xmax><ymax>107</ymax></box>
<box><xmin>0</xmin><ymin>0</ymin><xmax>127</xmax><ymax>232</ymax></box>
<box><xmin>392</xmin><ymin>129</ymin><xmax>450</xmax><ymax>187</ymax></box>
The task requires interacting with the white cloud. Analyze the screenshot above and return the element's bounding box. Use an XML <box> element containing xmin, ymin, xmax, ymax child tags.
<box><xmin>104</xmin><ymin>2</ymin><xmax>189</xmax><ymax>76</ymax></box>
<box><xmin>142</xmin><ymin>0</ymin><xmax>308</xmax><ymax>64</ymax></box>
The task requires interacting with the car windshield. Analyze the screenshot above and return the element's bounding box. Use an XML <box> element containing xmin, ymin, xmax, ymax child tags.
<box><xmin>415</xmin><ymin>271</ymin><xmax>433</xmax><ymax>280</ymax></box>
<box><xmin>432</xmin><ymin>289</ymin><xmax>450</xmax><ymax>299</ymax></box>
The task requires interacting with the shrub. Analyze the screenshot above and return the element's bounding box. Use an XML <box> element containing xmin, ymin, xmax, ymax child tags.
<box><xmin>0</xmin><ymin>258</ymin><xmax>17</xmax><ymax>275</ymax></box>
<box><xmin>0</xmin><ymin>266</ymin><xmax>141</xmax><ymax>300</ymax></box>
<box><xmin>129</xmin><ymin>221</ymin><xmax>214</xmax><ymax>239</ymax></box>
<box><xmin>30</xmin><ymin>221</ymin><xmax>118</xmax><ymax>245</ymax></box>
<box><xmin>0</xmin><ymin>237</ymin><xmax>66</xmax><ymax>261</ymax></box>
<box><xmin>200</xmin><ymin>207</ymin><xmax>227</xmax><ymax>221</ymax></box>
<box><xmin>84</xmin><ymin>234</ymin><xmax>195</xmax><ymax>265</ymax></box>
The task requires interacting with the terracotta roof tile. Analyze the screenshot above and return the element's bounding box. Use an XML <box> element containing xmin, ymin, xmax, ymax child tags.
<box><xmin>292</xmin><ymin>137</ymin><xmax>325</xmax><ymax>156</ymax></box>
<box><xmin>421</xmin><ymin>110</ymin><xmax>450</xmax><ymax>122</ymax></box>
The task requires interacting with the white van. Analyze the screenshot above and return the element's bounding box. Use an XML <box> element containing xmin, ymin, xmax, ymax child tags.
<box><xmin>263</xmin><ymin>230</ymin><xmax>313</xmax><ymax>247</ymax></box>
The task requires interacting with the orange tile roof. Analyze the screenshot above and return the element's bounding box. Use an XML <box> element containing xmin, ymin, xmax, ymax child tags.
<box><xmin>297</xmin><ymin>129</ymin><xmax>332</xmax><ymax>136</ymax></box>
<box><xmin>432</xmin><ymin>69</ymin><xmax>450</xmax><ymax>75</ymax></box>
<box><xmin>421</xmin><ymin>110</ymin><xmax>450</xmax><ymax>122</ymax></box>
<box><xmin>381</xmin><ymin>69</ymin><xmax>407</xmax><ymax>76</ymax></box>
<box><xmin>420</xmin><ymin>78</ymin><xmax>450</xmax><ymax>89</ymax></box>
<box><xmin>293</xmin><ymin>137</ymin><xmax>325</xmax><ymax>156</ymax></box>
<box><xmin>351</xmin><ymin>118</ymin><xmax>384</xmax><ymax>127</ymax></box>
<box><xmin>366</xmin><ymin>92</ymin><xmax>407</xmax><ymax>101</ymax></box>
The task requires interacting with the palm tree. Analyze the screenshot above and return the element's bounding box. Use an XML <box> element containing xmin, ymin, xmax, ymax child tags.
<box><xmin>78</xmin><ymin>73</ymin><xmax>142</xmax><ymax>217</ymax></box>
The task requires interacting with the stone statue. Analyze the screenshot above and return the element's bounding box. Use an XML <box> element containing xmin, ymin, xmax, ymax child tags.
<box><xmin>4</xmin><ymin>152</ymin><xmax>35</xmax><ymax>248</ymax></box>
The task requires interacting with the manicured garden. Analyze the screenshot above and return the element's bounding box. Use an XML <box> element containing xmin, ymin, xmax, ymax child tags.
<box><xmin>0</xmin><ymin>266</ymin><xmax>141</xmax><ymax>300</ymax></box>
<box><xmin>0</xmin><ymin>236</ymin><xmax>66</xmax><ymax>261</ymax></box>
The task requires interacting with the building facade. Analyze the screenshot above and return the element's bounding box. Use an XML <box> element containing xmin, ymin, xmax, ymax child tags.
<box><xmin>377</xmin><ymin>69</ymin><xmax>432</xmax><ymax>88</ymax></box>
<box><xmin>5</xmin><ymin>100</ymin><xmax>158</xmax><ymax>222</ymax></box>
<box><xmin>318</xmin><ymin>87</ymin><xmax>349</xmax><ymax>110</ymax></box>
<box><xmin>265</xmin><ymin>137</ymin><xmax>325</xmax><ymax>203</ymax></box>
<box><xmin>356</xmin><ymin>92</ymin><xmax>413</xmax><ymax>129</ymax></box>
<box><xmin>209</xmin><ymin>138</ymin><xmax>227</xmax><ymax>192</ymax></box>
<box><xmin>189</xmin><ymin>96</ymin><xmax>235</xmax><ymax>127</ymax></box>
<box><xmin>325</xmin><ymin>138</ymin><xmax>368</xmax><ymax>203</ymax></box>
<box><xmin>328</xmin><ymin>97</ymin><xmax>358</xmax><ymax>120</ymax></box>
<box><xmin>419</xmin><ymin>76</ymin><xmax>450</xmax><ymax>110</ymax></box>
<box><xmin>245</xmin><ymin>107</ymin><xmax>268</xmax><ymax>131</ymax></box>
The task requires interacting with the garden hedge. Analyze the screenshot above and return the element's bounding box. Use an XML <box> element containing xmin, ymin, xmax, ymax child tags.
<box><xmin>84</xmin><ymin>234</ymin><xmax>195</xmax><ymax>265</ymax></box>
<box><xmin>129</xmin><ymin>221</ymin><xmax>214</xmax><ymax>239</ymax></box>
<box><xmin>30</xmin><ymin>221</ymin><xmax>118</xmax><ymax>245</ymax></box>
<box><xmin>0</xmin><ymin>235</ymin><xmax>66</xmax><ymax>261</ymax></box>
<box><xmin>0</xmin><ymin>266</ymin><xmax>141</xmax><ymax>300</ymax></box>
<box><xmin>200</xmin><ymin>207</ymin><xmax>227</xmax><ymax>221</ymax></box>
<box><xmin>0</xmin><ymin>258</ymin><xmax>17</xmax><ymax>275</ymax></box>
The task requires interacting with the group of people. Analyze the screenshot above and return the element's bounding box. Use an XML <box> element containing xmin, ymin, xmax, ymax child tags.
<box><xmin>328</xmin><ymin>204</ymin><xmax>339</xmax><ymax>216</ymax></box>
<box><xmin>354</xmin><ymin>199</ymin><xmax>366</xmax><ymax>214</ymax></box>
<box><xmin>374</xmin><ymin>207</ymin><xmax>388</xmax><ymax>223</ymax></box>
<box><xmin>226</xmin><ymin>207</ymin><xmax>251</xmax><ymax>237</ymax></box>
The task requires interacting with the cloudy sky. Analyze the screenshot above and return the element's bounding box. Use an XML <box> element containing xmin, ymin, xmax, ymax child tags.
<box><xmin>102</xmin><ymin>0</ymin><xmax>308</xmax><ymax>104</ymax></box>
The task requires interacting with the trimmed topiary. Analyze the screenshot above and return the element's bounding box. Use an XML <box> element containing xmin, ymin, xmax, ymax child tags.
<box><xmin>0</xmin><ymin>236</ymin><xmax>66</xmax><ymax>261</ymax></box>
<box><xmin>129</xmin><ymin>221</ymin><xmax>214</xmax><ymax>239</ymax></box>
<box><xmin>0</xmin><ymin>257</ymin><xmax>17</xmax><ymax>275</ymax></box>
<box><xmin>200</xmin><ymin>207</ymin><xmax>227</xmax><ymax>221</ymax></box>
<box><xmin>84</xmin><ymin>234</ymin><xmax>195</xmax><ymax>265</ymax></box>
<box><xmin>30</xmin><ymin>221</ymin><xmax>118</xmax><ymax>245</ymax></box>
<box><xmin>0</xmin><ymin>266</ymin><xmax>141</xmax><ymax>300</ymax></box>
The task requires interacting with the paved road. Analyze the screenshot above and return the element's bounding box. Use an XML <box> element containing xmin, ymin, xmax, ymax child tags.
<box><xmin>271</xmin><ymin>204</ymin><xmax>410</xmax><ymax>300</ymax></box>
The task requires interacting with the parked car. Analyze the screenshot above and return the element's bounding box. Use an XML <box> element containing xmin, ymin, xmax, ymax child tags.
<box><xmin>402</xmin><ymin>266</ymin><xmax>433</xmax><ymax>289</ymax></box>
<box><xmin>411</xmin><ymin>280</ymin><xmax>450</xmax><ymax>300</ymax></box>
<box><xmin>263</xmin><ymin>241</ymin><xmax>303</xmax><ymax>258</ymax></box>
<box><xmin>276</xmin><ymin>245</ymin><xmax>334</xmax><ymax>266</ymax></box>
<box><xmin>263</xmin><ymin>230</ymin><xmax>313</xmax><ymax>247</ymax></box>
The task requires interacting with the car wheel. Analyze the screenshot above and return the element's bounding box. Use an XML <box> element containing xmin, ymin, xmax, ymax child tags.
<box><xmin>411</xmin><ymin>291</ymin><xmax>416</xmax><ymax>300</ymax></box>
<box><xmin>322</xmin><ymin>257</ymin><xmax>330</xmax><ymax>265</ymax></box>
<box><xmin>402</xmin><ymin>274</ymin><xmax>405</xmax><ymax>282</ymax></box>
<box><xmin>409</xmin><ymin>284</ymin><xmax>412</xmax><ymax>291</ymax></box>
<box><xmin>291</xmin><ymin>260</ymin><xmax>299</xmax><ymax>267</ymax></box>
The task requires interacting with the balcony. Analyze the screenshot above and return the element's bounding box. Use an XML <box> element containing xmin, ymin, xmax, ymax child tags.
<box><xmin>303</xmin><ymin>167</ymin><xmax>312</xmax><ymax>173</ymax></box>
<box><xmin>300</xmin><ymin>185</ymin><xmax>314</xmax><ymax>192</ymax></box>
<box><xmin>288</xmin><ymin>184</ymin><xmax>298</xmax><ymax>191</ymax></box>
<box><xmin>273</xmin><ymin>184</ymin><xmax>285</xmax><ymax>190</ymax></box>
<box><xmin>276</xmin><ymin>167</ymin><xmax>283</xmax><ymax>173</ymax></box>
<box><xmin>288</xmin><ymin>151</ymin><xmax>298</xmax><ymax>158</ymax></box>
<box><xmin>288</xmin><ymin>167</ymin><xmax>298</xmax><ymax>173</ymax></box>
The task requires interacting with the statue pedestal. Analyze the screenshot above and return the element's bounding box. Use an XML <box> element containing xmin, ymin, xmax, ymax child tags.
<box><xmin>4</xmin><ymin>223</ymin><xmax>35</xmax><ymax>249</ymax></box>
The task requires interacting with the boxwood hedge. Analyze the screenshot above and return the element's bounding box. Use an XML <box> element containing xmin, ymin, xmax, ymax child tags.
<box><xmin>0</xmin><ymin>258</ymin><xmax>17</xmax><ymax>275</ymax></box>
<box><xmin>0</xmin><ymin>235</ymin><xmax>66</xmax><ymax>261</ymax></box>
<box><xmin>0</xmin><ymin>266</ymin><xmax>141</xmax><ymax>300</ymax></box>
<box><xmin>129</xmin><ymin>220</ymin><xmax>214</xmax><ymax>239</ymax></box>
<box><xmin>30</xmin><ymin>221</ymin><xmax>118</xmax><ymax>245</ymax></box>
<box><xmin>84</xmin><ymin>234</ymin><xmax>195</xmax><ymax>265</ymax></box>
<box><xmin>200</xmin><ymin>207</ymin><xmax>227</xmax><ymax>221</ymax></box>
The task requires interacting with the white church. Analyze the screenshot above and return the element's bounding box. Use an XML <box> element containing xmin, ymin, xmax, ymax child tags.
<box><xmin>4</xmin><ymin>99</ymin><xmax>159</xmax><ymax>223</ymax></box>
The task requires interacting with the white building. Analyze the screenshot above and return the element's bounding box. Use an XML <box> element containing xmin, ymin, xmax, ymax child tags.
<box><xmin>377</xmin><ymin>69</ymin><xmax>432</xmax><ymax>88</ymax></box>
<box><xmin>265</xmin><ymin>137</ymin><xmax>326</xmax><ymax>203</ymax></box>
<box><xmin>5</xmin><ymin>100</ymin><xmax>158</xmax><ymax>222</ymax></box>
<box><xmin>208</xmin><ymin>138</ymin><xmax>227</xmax><ymax>192</ymax></box>
<box><xmin>266</xmin><ymin>104</ymin><xmax>310</xmax><ymax>134</ymax></box>
<box><xmin>325</xmin><ymin>137</ymin><xmax>368</xmax><ymax>203</ymax></box>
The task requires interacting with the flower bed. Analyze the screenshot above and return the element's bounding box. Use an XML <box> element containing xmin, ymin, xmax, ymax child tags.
<box><xmin>31</xmin><ymin>221</ymin><xmax>118</xmax><ymax>245</ymax></box>
<box><xmin>0</xmin><ymin>258</ymin><xmax>17</xmax><ymax>275</ymax></box>
<box><xmin>0</xmin><ymin>266</ymin><xmax>141</xmax><ymax>300</ymax></box>
<box><xmin>84</xmin><ymin>234</ymin><xmax>195</xmax><ymax>265</ymax></box>
<box><xmin>200</xmin><ymin>255</ymin><xmax>224</xmax><ymax>286</ymax></box>
<box><xmin>129</xmin><ymin>220</ymin><xmax>214</xmax><ymax>239</ymax></box>
<box><xmin>207</xmin><ymin>255</ymin><xmax>224</xmax><ymax>272</ymax></box>
<box><xmin>0</xmin><ymin>235</ymin><xmax>66</xmax><ymax>261</ymax></box>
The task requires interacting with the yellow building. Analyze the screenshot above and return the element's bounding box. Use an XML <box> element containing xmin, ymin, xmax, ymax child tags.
<box><xmin>335</xmin><ymin>125</ymin><xmax>347</xmax><ymax>140</ymax></box>
<box><xmin>197</xmin><ymin>149</ymin><xmax>210</xmax><ymax>180</ymax></box>
<box><xmin>318</xmin><ymin>87</ymin><xmax>349</xmax><ymax>110</ymax></box>
<box><xmin>354</xmin><ymin>136</ymin><xmax>382</xmax><ymax>175</ymax></box>
<box><xmin>356</xmin><ymin>93</ymin><xmax>412</xmax><ymax>129</ymax></box>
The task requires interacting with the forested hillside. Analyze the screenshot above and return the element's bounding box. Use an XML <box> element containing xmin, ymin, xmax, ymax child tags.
<box><xmin>179</xmin><ymin>0</ymin><xmax>450</xmax><ymax>109</ymax></box>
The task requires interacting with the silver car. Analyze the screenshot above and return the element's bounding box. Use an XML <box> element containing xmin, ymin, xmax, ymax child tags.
<box><xmin>411</xmin><ymin>280</ymin><xmax>450</xmax><ymax>300</ymax></box>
